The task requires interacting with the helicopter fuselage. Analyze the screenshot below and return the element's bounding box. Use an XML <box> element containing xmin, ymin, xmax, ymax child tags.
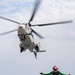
<box><xmin>17</xmin><ymin>23</ymin><xmax>40</xmax><ymax>54</ymax></box>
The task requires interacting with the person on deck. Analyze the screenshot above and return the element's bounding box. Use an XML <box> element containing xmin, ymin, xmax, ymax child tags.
<box><xmin>40</xmin><ymin>66</ymin><xmax>70</xmax><ymax>75</ymax></box>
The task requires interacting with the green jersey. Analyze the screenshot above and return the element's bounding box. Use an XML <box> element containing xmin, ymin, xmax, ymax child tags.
<box><xmin>42</xmin><ymin>71</ymin><xmax>66</xmax><ymax>75</ymax></box>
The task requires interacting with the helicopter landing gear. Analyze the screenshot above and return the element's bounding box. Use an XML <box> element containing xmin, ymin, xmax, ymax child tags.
<box><xmin>19</xmin><ymin>43</ymin><xmax>24</xmax><ymax>53</ymax></box>
<box><xmin>20</xmin><ymin>47</ymin><xmax>24</xmax><ymax>53</ymax></box>
<box><xmin>35</xmin><ymin>45</ymin><xmax>39</xmax><ymax>52</ymax></box>
<box><xmin>34</xmin><ymin>52</ymin><xmax>37</xmax><ymax>60</ymax></box>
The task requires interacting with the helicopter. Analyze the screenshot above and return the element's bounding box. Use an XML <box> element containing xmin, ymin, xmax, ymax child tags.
<box><xmin>0</xmin><ymin>0</ymin><xmax>72</xmax><ymax>59</ymax></box>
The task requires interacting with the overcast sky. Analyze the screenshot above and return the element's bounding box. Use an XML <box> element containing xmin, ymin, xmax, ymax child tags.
<box><xmin>0</xmin><ymin>0</ymin><xmax>75</xmax><ymax>75</ymax></box>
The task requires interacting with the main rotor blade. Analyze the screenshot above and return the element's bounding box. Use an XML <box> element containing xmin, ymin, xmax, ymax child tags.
<box><xmin>31</xmin><ymin>28</ymin><xmax>44</xmax><ymax>39</ymax></box>
<box><xmin>0</xmin><ymin>16</ymin><xmax>20</xmax><ymax>24</ymax></box>
<box><xmin>31</xmin><ymin>20</ymin><xmax>73</xmax><ymax>26</ymax></box>
<box><xmin>28</xmin><ymin>0</ymin><xmax>41</xmax><ymax>24</ymax></box>
<box><xmin>0</xmin><ymin>29</ymin><xmax>17</xmax><ymax>35</ymax></box>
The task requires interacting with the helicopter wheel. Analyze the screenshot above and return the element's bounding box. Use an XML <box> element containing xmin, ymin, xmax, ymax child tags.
<box><xmin>35</xmin><ymin>45</ymin><xmax>39</xmax><ymax>52</ymax></box>
<box><xmin>20</xmin><ymin>47</ymin><xmax>24</xmax><ymax>53</ymax></box>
